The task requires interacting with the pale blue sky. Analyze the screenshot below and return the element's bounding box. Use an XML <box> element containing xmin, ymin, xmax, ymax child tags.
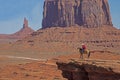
<box><xmin>0</xmin><ymin>0</ymin><xmax>120</xmax><ymax>34</ymax></box>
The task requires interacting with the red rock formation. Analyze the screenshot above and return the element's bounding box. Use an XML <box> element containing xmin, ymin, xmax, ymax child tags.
<box><xmin>0</xmin><ymin>18</ymin><xmax>34</xmax><ymax>40</ymax></box>
<box><xmin>57</xmin><ymin>59</ymin><xmax>120</xmax><ymax>80</ymax></box>
<box><xmin>23</xmin><ymin>17</ymin><xmax>29</xmax><ymax>28</ymax></box>
<box><xmin>42</xmin><ymin>0</ymin><xmax>112</xmax><ymax>28</ymax></box>
<box><xmin>11</xmin><ymin>18</ymin><xmax>34</xmax><ymax>39</ymax></box>
<box><xmin>12</xmin><ymin>26</ymin><xmax>120</xmax><ymax>54</ymax></box>
<box><xmin>9</xmin><ymin>0</ymin><xmax>120</xmax><ymax>54</ymax></box>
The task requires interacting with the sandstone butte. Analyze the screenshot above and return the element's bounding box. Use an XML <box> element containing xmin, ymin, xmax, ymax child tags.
<box><xmin>0</xmin><ymin>0</ymin><xmax>120</xmax><ymax>80</ymax></box>
<box><xmin>42</xmin><ymin>0</ymin><xmax>112</xmax><ymax>28</ymax></box>
<box><xmin>12</xmin><ymin>0</ymin><xmax>120</xmax><ymax>53</ymax></box>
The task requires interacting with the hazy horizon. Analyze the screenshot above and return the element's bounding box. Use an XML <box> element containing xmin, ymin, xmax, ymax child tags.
<box><xmin>0</xmin><ymin>0</ymin><xmax>120</xmax><ymax>34</ymax></box>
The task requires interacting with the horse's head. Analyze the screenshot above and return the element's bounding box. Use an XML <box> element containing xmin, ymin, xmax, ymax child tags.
<box><xmin>77</xmin><ymin>47</ymin><xmax>80</xmax><ymax>49</ymax></box>
<box><xmin>77</xmin><ymin>47</ymin><xmax>82</xmax><ymax>49</ymax></box>
<box><xmin>77</xmin><ymin>47</ymin><xmax>82</xmax><ymax>50</ymax></box>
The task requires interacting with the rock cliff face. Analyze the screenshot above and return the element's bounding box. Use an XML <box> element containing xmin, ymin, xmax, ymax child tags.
<box><xmin>42</xmin><ymin>0</ymin><xmax>112</xmax><ymax>28</ymax></box>
<box><xmin>57</xmin><ymin>59</ymin><xmax>120</xmax><ymax>80</ymax></box>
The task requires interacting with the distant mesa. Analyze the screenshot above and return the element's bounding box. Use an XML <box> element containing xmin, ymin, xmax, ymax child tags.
<box><xmin>0</xmin><ymin>17</ymin><xmax>34</xmax><ymax>39</ymax></box>
<box><xmin>42</xmin><ymin>0</ymin><xmax>112</xmax><ymax>28</ymax></box>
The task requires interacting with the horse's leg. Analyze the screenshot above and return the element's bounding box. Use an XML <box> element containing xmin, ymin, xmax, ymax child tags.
<box><xmin>81</xmin><ymin>54</ymin><xmax>83</xmax><ymax>59</ymax></box>
<box><xmin>79</xmin><ymin>52</ymin><xmax>81</xmax><ymax>58</ymax></box>
<box><xmin>80</xmin><ymin>53</ymin><xmax>83</xmax><ymax>59</ymax></box>
<box><xmin>82</xmin><ymin>53</ymin><xmax>84</xmax><ymax>59</ymax></box>
<box><xmin>88</xmin><ymin>52</ymin><xmax>91</xmax><ymax>58</ymax></box>
<box><xmin>80</xmin><ymin>53</ymin><xmax>81</xmax><ymax>58</ymax></box>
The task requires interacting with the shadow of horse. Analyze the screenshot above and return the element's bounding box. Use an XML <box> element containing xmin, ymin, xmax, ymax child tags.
<box><xmin>77</xmin><ymin>48</ymin><xmax>91</xmax><ymax>59</ymax></box>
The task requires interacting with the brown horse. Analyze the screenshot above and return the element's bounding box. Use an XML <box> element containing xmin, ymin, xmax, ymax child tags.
<box><xmin>77</xmin><ymin>48</ymin><xmax>91</xmax><ymax>59</ymax></box>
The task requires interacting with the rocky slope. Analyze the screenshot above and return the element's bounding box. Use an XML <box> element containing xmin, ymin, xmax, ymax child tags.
<box><xmin>57</xmin><ymin>59</ymin><xmax>120</xmax><ymax>80</ymax></box>
<box><xmin>0</xmin><ymin>18</ymin><xmax>34</xmax><ymax>39</ymax></box>
<box><xmin>12</xmin><ymin>26</ymin><xmax>120</xmax><ymax>54</ymax></box>
<box><xmin>42</xmin><ymin>0</ymin><xmax>112</xmax><ymax>28</ymax></box>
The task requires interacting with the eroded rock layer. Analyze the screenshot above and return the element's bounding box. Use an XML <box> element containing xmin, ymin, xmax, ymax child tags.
<box><xmin>57</xmin><ymin>59</ymin><xmax>120</xmax><ymax>80</ymax></box>
<box><xmin>42</xmin><ymin>0</ymin><xmax>112</xmax><ymax>28</ymax></box>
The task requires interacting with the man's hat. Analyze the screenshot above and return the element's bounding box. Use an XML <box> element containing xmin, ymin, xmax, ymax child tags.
<box><xmin>81</xmin><ymin>43</ymin><xmax>85</xmax><ymax>45</ymax></box>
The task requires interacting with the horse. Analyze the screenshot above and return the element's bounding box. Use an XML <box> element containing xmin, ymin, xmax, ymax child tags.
<box><xmin>77</xmin><ymin>48</ymin><xmax>91</xmax><ymax>59</ymax></box>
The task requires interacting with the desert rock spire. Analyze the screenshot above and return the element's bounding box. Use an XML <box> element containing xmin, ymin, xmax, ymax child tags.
<box><xmin>23</xmin><ymin>17</ymin><xmax>29</xmax><ymax>28</ymax></box>
<box><xmin>42</xmin><ymin>0</ymin><xmax>113</xmax><ymax>28</ymax></box>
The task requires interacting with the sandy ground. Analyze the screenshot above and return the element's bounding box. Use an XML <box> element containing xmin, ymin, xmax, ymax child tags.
<box><xmin>0</xmin><ymin>50</ymin><xmax>120</xmax><ymax>80</ymax></box>
<box><xmin>0</xmin><ymin>40</ymin><xmax>120</xmax><ymax>80</ymax></box>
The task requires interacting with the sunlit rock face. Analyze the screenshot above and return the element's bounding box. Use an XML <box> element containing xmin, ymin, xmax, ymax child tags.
<box><xmin>57</xmin><ymin>60</ymin><xmax>120</xmax><ymax>80</ymax></box>
<box><xmin>42</xmin><ymin>0</ymin><xmax>112</xmax><ymax>28</ymax></box>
